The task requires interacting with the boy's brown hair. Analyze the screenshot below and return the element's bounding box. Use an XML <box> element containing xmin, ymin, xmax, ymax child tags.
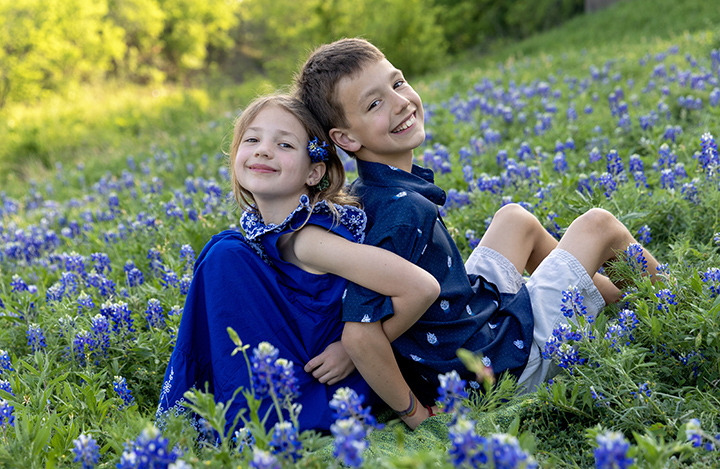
<box><xmin>294</xmin><ymin>38</ymin><xmax>385</xmax><ymax>134</ymax></box>
<box><xmin>229</xmin><ymin>94</ymin><xmax>358</xmax><ymax>216</ymax></box>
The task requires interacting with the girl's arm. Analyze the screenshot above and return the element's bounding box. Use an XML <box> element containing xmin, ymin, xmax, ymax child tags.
<box><xmin>287</xmin><ymin>225</ymin><xmax>440</xmax><ymax>429</ymax></box>
<box><xmin>286</xmin><ymin>224</ymin><xmax>441</xmax><ymax>339</ymax></box>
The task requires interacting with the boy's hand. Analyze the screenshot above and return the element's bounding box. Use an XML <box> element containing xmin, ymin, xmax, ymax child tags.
<box><xmin>304</xmin><ymin>341</ymin><xmax>355</xmax><ymax>385</ymax></box>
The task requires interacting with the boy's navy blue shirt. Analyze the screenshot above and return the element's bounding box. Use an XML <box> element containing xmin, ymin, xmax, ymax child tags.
<box><xmin>343</xmin><ymin>159</ymin><xmax>534</xmax><ymax>394</ymax></box>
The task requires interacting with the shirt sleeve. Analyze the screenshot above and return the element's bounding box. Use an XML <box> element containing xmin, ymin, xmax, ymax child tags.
<box><xmin>342</xmin><ymin>221</ymin><xmax>431</xmax><ymax>323</ymax></box>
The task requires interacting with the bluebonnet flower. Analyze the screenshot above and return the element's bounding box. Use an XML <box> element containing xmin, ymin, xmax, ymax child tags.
<box><xmin>179</xmin><ymin>275</ymin><xmax>191</xmax><ymax>295</ymax></box>
<box><xmin>233</xmin><ymin>427</ymin><xmax>255</xmax><ymax>454</ymax></box>
<box><xmin>625</xmin><ymin>243</ymin><xmax>647</xmax><ymax>274</ymax></box>
<box><xmin>0</xmin><ymin>350</ymin><xmax>12</xmax><ymax>373</ymax></box>
<box><xmin>681</xmin><ymin>180</ymin><xmax>699</xmax><ymax>203</ymax></box>
<box><xmin>145</xmin><ymin>298</ymin><xmax>166</xmax><ymax>329</ymax></box>
<box><xmin>0</xmin><ymin>379</ymin><xmax>13</xmax><ymax>396</ymax></box>
<box><xmin>543</xmin><ymin>324</ymin><xmax>585</xmax><ymax>373</ymax></box>
<box><xmin>0</xmin><ymin>399</ymin><xmax>15</xmax><ymax>428</ymax></box>
<box><xmin>179</xmin><ymin>244</ymin><xmax>195</xmax><ymax>271</ymax></box>
<box><xmin>61</xmin><ymin>271</ymin><xmax>79</xmax><ymax>296</ymax></box>
<box><xmin>106</xmin><ymin>302</ymin><xmax>135</xmax><ymax>336</ymax></box>
<box><xmin>10</xmin><ymin>274</ymin><xmax>28</xmax><ymax>293</ymax></box>
<box><xmin>465</xmin><ymin>230</ymin><xmax>480</xmax><ymax>249</ymax></box>
<box><xmin>27</xmin><ymin>323</ymin><xmax>47</xmax><ymax>352</ymax></box>
<box><xmin>594</xmin><ymin>431</ymin><xmax>633</xmax><ymax>469</ymax></box>
<box><xmin>686</xmin><ymin>418</ymin><xmax>703</xmax><ymax>447</ymax></box>
<box><xmin>710</xmin><ymin>88</ymin><xmax>720</xmax><ymax>107</ymax></box>
<box><xmin>331</xmin><ymin>418</ymin><xmax>368</xmax><ymax>468</ymax></box>
<box><xmin>160</xmin><ymin>270</ymin><xmax>179</xmax><ymax>289</ymax></box>
<box><xmin>72</xmin><ymin>433</ymin><xmax>101</xmax><ymax>469</ymax></box>
<box><xmin>598</xmin><ymin>172</ymin><xmax>616</xmax><ymax>198</ymax></box>
<box><xmin>63</xmin><ymin>251</ymin><xmax>87</xmax><ymax>274</ymax></box>
<box><xmin>125</xmin><ymin>262</ymin><xmax>144</xmax><ymax>288</ymax></box>
<box><xmin>274</xmin><ymin>358</ymin><xmax>300</xmax><ymax>403</ymax></box>
<box><xmin>113</xmin><ymin>376</ymin><xmax>136</xmax><ymax>408</ymax></box>
<box><xmin>700</xmin><ymin>267</ymin><xmax>720</xmax><ymax>297</ymax></box>
<box><xmin>249</xmin><ymin>447</ymin><xmax>281</xmax><ymax>469</ymax></box>
<box><xmin>437</xmin><ymin>370</ymin><xmax>468</xmax><ymax>414</ymax></box>
<box><xmin>91</xmin><ymin>252</ymin><xmax>112</xmax><ymax>274</ymax></box>
<box><xmin>553</xmin><ymin>152</ymin><xmax>568</xmax><ymax>173</ymax></box>
<box><xmin>73</xmin><ymin>331</ymin><xmax>97</xmax><ymax>363</ymax></box>
<box><xmin>269</xmin><ymin>421</ymin><xmax>302</xmax><ymax>462</ymax></box>
<box><xmin>655</xmin><ymin>288</ymin><xmax>677</xmax><ymax>312</ymax></box>
<box><xmin>251</xmin><ymin>342</ymin><xmax>280</xmax><ymax>398</ymax></box>
<box><xmin>91</xmin><ymin>314</ymin><xmax>110</xmax><ymax>353</ymax></box>
<box><xmin>631</xmin><ymin>381</ymin><xmax>652</xmax><ymax>401</ymax></box>
<box><xmin>448</xmin><ymin>417</ymin><xmax>488</xmax><ymax>468</ymax></box>
<box><xmin>699</xmin><ymin>132</ymin><xmax>719</xmax><ymax>175</ymax></box>
<box><xmin>329</xmin><ymin>387</ymin><xmax>379</xmax><ymax>428</ymax></box>
<box><xmin>560</xmin><ymin>285</ymin><xmax>589</xmax><ymax>320</ymax></box>
<box><xmin>489</xmin><ymin>433</ymin><xmax>537</xmax><ymax>469</ymax></box>
<box><xmin>589</xmin><ymin>147</ymin><xmax>602</xmax><ymax>163</ymax></box>
<box><xmin>117</xmin><ymin>426</ymin><xmax>181</xmax><ymax>469</ymax></box>
<box><xmin>605</xmin><ymin>309</ymin><xmax>639</xmax><ymax>351</ymax></box>
<box><xmin>660</xmin><ymin>168</ymin><xmax>675</xmax><ymax>189</ymax></box>
<box><xmin>590</xmin><ymin>386</ymin><xmax>607</xmax><ymax>407</ymax></box>
<box><xmin>77</xmin><ymin>292</ymin><xmax>95</xmax><ymax>314</ymax></box>
<box><xmin>147</xmin><ymin>248</ymin><xmax>164</xmax><ymax>275</ymax></box>
<box><xmin>636</xmin><ymin>225</ymin><xmax>651</xmax><ymax>245</ymax></box>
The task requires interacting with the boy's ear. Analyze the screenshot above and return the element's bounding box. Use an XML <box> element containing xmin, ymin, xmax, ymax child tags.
<box><xmin>306</xmin><ymin>162</ymin><xmax>326</xmax><ymax>187</ymax></box>
<box><xmin>329</xmin><ymin>127</ymin><xmax>361</xmax><ymax>153</ymax></box>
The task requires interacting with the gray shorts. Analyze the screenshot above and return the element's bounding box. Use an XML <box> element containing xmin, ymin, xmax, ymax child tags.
<box><xmin>464</xmin><ymin>246</ymin><xmax>606</xmax><ymax>393</ymax></box>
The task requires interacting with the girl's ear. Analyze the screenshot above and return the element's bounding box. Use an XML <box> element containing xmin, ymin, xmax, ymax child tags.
<box><xmin>329</xmin><ymin>127</ymin><xmax>361</xmax><ymax>153</ymax></box>
<box><xmin>306</xmin><ymin>162</ymin><xmax>326</xmax><ymax>187</ymax></box>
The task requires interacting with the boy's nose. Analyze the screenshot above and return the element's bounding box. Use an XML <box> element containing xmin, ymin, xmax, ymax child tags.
<box><xmin>391</xmin><ymin>91</ymin><xmax>411</xmax><ymax>113</ymax></box>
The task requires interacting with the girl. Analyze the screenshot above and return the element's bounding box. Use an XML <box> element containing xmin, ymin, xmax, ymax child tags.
<box><xmin>156</xmin><ymin>94</ymin><xmax>440</xmax><ymax>434</ymax></box>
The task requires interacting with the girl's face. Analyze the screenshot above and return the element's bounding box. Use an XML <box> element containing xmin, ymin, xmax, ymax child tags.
<box><xmin>234</xmin><ymin>105</ymin><xmax>323</xmax><ymax>214</ymax></box>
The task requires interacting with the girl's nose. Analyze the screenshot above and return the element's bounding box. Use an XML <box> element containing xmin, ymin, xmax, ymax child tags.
<box><xmin>254</xmin><ymin>142</ymin><xmax>272</xmax><ymax>157</ymax></box>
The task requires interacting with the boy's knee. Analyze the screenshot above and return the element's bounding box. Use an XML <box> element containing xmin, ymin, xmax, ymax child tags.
<box><xmin>494</xmin><ymin>203</ymin><xmax>536</xmax><ymax>226</ymax></box>
<box><xmin>575</xmin><ymin>208</ymin><xmax>628</xmax><ymax>240</ymax></box>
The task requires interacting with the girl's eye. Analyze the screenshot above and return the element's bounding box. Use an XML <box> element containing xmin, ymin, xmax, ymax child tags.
<box><xmin>368</xmin><ymin>99</ymin><xmax>380</xmax><ymax>111</ymax></box>
<box><xmin>244</xmin><ymin>137</ymin><xmax>258</xmax><ymax>143</ymax></box>
<box><xmin>279</xmin><ymin>142</ymin><xmax>294</xmax><ymax>149</ymax></box>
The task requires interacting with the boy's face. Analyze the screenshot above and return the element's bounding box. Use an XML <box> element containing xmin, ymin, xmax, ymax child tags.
<box><xmin>330</xmin><ymin>59</ymin><xmax>425</xmax><ymax>170</ymax></box>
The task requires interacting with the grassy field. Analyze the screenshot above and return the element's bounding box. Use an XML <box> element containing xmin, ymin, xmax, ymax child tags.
<box><xmin>2</xmin><ymin>0</ymin><xmax>720</xmax><ymax>467</ymax></box>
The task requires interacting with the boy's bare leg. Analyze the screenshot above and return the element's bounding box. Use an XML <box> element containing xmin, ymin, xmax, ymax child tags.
<box><xmin>479</xmin><ymin>204</ymin><xmax>621</xmax><ymax>303</ymax></box>
<box><xmin>342</xmin><ymin>321</ymin><xmax>431</xmax><ymax>429</ymax></box>
<box><xmin>557</xmin><ymin>208</ymin><xmax>660</xmax><ymax>285</ymax></box>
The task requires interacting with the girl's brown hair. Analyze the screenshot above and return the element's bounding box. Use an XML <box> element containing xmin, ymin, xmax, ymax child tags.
<box><xmin>229</xmin><ymin>94</ymin><xmax>359</xmax><ymax>219</ymax></box>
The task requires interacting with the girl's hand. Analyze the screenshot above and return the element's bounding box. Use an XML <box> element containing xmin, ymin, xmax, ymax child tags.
<box><xmin>304</xmin><ymin>341</ymin><xmax>355</xmax><ymax>385</ymax></box>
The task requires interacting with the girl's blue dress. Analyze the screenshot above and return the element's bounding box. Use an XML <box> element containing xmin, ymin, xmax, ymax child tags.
<box><xmin>155</xmin><ymin>195</ymin><xmax>375</xmax><ymax>434</ymax></box>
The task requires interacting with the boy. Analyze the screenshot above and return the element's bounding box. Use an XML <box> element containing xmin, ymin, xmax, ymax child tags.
<box><xmin>295</xmin><ymin>38</ymin><xmax>659</xmax><ymax>428</ymax></box>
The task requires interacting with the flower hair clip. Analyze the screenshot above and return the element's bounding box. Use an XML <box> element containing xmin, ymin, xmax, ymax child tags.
<box><xmin>307</xmin><ymin>137</ymin><xmax>329</xmax><ymax>163</ymax></box>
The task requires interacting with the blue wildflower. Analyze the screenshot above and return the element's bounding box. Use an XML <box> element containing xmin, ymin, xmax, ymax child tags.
<box><xmin>116</xmin><ymin>426</ymin><xmax>181</xmax><ymax>469</ymax></box>
<box><xmin>179</xmin><ymin>275</ymin><xmax>191</xmax><ymax>295</ymax></box>
<box><xmin>331</xmin><ymin>418</ymin><xmax>368</xmax><ymax>468</ymax></box>
<box><xmin>160</xmin><ymin>270</ymin><xmax>179</xmax><ymax>289</ymax></box>
<box><xmin>91</xmin><ymin>314</ymin><xmax>110</xmax><ymax>353</ymax></box>
<box><xmin>686</xmin><ymin>418</ymin><xmax>703</xmax><ymax>447</ymax></box>
<box><xmin>72</xmin><ymin>434</ymin><xmax>101</xmax><ymax>469</ymax></box>
<box><xmin>145</xmin><ymin>298</ymin><xmax>166</xmax><ymax>329</ymax></box>
<box><xmin>560</xmin><ymin>285</ymin><xmax>589</xmax><ymax>320</ymax></box>
<box><xmin>329</xmin><ymin>387</ymin><xmax>378</xmax><ymax>428</ymax></box>
<box><xmin>631</xmin><ymin>381</ymin><xmax>652</xmax><ymax>401</ymax></box>
<box><xmin>598</xmin><ymin>172</ymin><xmax>616</xmax><ymax>198</ymax></box>
<box><xmin>700</xmin><ymin>267</ymin><xmax>720</xmax><ymax>297</ymax></box>
<box><xmin>27</xmin><ymin>323</ymin><xmax>47</xmax><ymax>352</ymax></box>
<box><xmin>269</xmin><ymin>421</ymin><xmax>302</xmax><ymax>462</ymax></box>
<box><xmin>489</xmin><ymin>433</ymin><xmax>538</xmax><ymax>469</ymax></box>
<box><xmin>594</xmin><ymin>431</ymin><xmax>633</xmax><ymax>469</ymax></box>
<box><xmin>636</xmin><ymin>225</ymin><xmax>651</xmax><ymax>245</ymax></box>
<box><xmin>91</xmin><ymin>252</ymin><xmax>112</xmax><ymax>274</ymax></box>
<box><xmin>45</xmin><ymin>283</ymin><xmax>64</xmax><ymax>303</ymax></box>
<box><xmin>625</xmin><ymin>243</ymin><xmax>647</xmax><ymax>274</ymax></box>
<box><xmin>655</xmin><ymin>288</ymin><xmax>677</xmax><ymax>312</ymax></box>
<box><xmin>437</xmin><ymin>370</ymin><xmax>468</xmax><ymax>414</ymax></box>
<box><xmin>0</xmin><ymin>399</ymin><xmax>15</xmax><ymax>428</ymax></box>
<box><xmin>77</xmin><ymin>292</ymin><xmax>95</xmax><ymax>314</ymax></box>
<box><xmin>113</xmin><ymin>376</ymin><xmax>135</xmax><ymax>408</ymax></box>
<box><xmin>251</xmin><ymin>342</ymin><xmax>280</xmax><ymax>398</ymax></box>
<box><xmin>249</xmin><ymin>448</ymin><xmax>281</xmax><ymax>469</ymax></box>
<box><xmin>10</xmin><ymin>274</ymin><xmax>28</xmax><ymax>293</ymax></box>
<box><xmin>179</xmin><ymin>244</ymin><xmax>195</xmax><ymax>271</ymax></box>
<box><xmin>0</xmin><ymin>379</ymin><xmax>13</xmax><ymax>396</ymax></box>
<box><xmin>448</xmin><ymin>417</ymin><xmax>488</xmax><ymax>468</ymax></box>
<box><xmin>0</xmin><ymin>350</ymin><xmax>13</xmax><ymax>374</ymax></box>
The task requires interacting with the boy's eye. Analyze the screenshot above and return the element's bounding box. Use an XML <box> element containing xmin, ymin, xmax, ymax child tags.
<box><xmin>368</xmin><ymin>99</ymin><xmax>380</xmax><ymax>111</ymax></box>
<box><xmin>393</xmin><ymin>79</ymin><xmax>405</xmax><ymax>89</ymax></box>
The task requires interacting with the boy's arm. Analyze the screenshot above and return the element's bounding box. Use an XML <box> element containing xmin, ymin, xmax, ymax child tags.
<box><xmin>343</xmin><ymin>321</ymin><xmax>431</xmax><ymax>429</ymax></box>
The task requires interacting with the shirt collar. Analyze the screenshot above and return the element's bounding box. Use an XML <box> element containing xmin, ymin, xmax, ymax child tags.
<box><xmin>356</xmin><ymin>159</ymin><xmax>447</xmax><ymax>206</ymax></box>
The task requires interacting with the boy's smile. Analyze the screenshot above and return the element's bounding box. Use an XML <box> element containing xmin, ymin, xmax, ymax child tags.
<box><xmin>330</xmin><ymin>59</ymin><xmax>425</xmax><ymax>171</ymax></box>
